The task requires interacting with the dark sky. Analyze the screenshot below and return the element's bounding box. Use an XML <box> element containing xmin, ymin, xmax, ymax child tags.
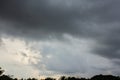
<box><xmin>0</xmin><ymin>0</ymin><xmax>120</xmax><ymax>78</ymax></box>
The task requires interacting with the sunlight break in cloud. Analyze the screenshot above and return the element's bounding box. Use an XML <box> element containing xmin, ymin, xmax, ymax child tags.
<box><xmin>0</xmin><ymin>37</ymin><xmax>42</xmax><ymax>78</ymax></box>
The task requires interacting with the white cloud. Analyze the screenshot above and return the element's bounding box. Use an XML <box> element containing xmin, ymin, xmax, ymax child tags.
<box><xmin>0</xmin><ymin>37</ymin><xmax>42</xmax><ymax>78</ymax></box>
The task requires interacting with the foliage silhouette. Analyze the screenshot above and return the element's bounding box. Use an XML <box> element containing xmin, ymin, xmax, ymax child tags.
<box><xmin>0</xmin><ymin>75</ymin><xmax>13</xmax><ymax>80</ymax></box>
<box><xmin>27</xmin><ymin>78</ymin><xmax>38</xmax><ymax>80</ymax></box>
<box><xmin>91</xmin><ymin>74</ymin><xmax>120</xmax><ymax>80</ymax></box>
<box><xmin>59</xmin><ymin>76</ymin><xmax>66</xmax><ymax>80</ymax></box>
<box><xmin>45</xmin><ymin>77</ymin><xmax>56</xmax><ymax>80</ymax></box>
<box><xmin>59</xmin><ymin>76</ymin><xmax>88</xmax><ymax>80</ymax></box>
<box><xmin>0</xmin><ymin>67</ymin><xmax>4</xmax><ymax>76</ymax></box>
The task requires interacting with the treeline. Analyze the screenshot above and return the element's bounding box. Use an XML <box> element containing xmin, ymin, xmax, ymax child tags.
<box><xmin>0</xmin><ymin>67</ymin><xmax>120</xmax><ymax>80</ymax></box>
<box><xmin>0</xmin><ymin>74</ymin><xmax>120</xmax><ymax>80</ymax></box>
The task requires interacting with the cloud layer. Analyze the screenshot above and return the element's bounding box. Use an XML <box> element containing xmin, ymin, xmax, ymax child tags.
<box><xmin>0</xmin><ymin>0</ymin><xmax>120</xmax><ymax>77</ymax></box>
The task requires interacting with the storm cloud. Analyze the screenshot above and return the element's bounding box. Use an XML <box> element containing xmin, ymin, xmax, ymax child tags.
<box><xmin>0</xmin><ymin>0</ymin><xmax>120</xmax><ymax>77</ymax></box>
<box><xmin>0</xmin><ymin>0</ymin><xmax>115</xmax><ymax>38</ymax></box>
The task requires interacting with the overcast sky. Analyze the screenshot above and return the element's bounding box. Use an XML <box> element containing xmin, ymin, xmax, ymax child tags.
<box><xmin>0</xmin><ymin>0</ymin><xmax>120</xmax><ymax>78</ymax></box>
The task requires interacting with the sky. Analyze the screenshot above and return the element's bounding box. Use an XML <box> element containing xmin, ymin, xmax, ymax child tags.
<box><xmin>0</xmin><ymin>0</ymin><xmax>120</xmax><ymax>78</ymax></box>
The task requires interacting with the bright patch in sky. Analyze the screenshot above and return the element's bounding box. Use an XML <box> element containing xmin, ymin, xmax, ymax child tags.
<box><xmin>0</xmin><ymin>37</ymin><xmax>41</xmax><ymax>78</ymax></box>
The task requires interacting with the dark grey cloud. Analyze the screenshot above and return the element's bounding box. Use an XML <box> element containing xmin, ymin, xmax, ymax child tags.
<box><xmin>0</xmin><ymin>0</ymin><xmax>111</xmax><ymax>38</ymax></box>
<box><xmin>0</xmin><ymin>0</ymin><xmax>118</xmax><ymax>38</ymax></box>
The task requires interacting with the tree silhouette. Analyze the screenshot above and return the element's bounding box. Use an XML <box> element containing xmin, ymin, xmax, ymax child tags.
<box><xmin>45</xmin><ymin>77</ymin><xmax>56</xmax><ymax>80</ymax></box>
<box><xmin>27</xmin><ymin>78</ymin><xmax>38</xmax><ymax>80</ymax></box>
<box><xmin>59</xmin><ymin>76</ymin><xmax>66</xmax><ymax>80</ymax></box>
<box><xmin>59</xmin><ymin>76</ymin><xmax>88</xmax><ymax>80</ymax></box>
<box><xmin>91</xmin><ymin>74</ymin><xmax>120</xmax><ymax>80</ymax></box>
<box><xmin>0</xmin><ymin>75</ymin><xmax>13</xmax><ymax>80</ymax></box>
<box><xmin>0</xmin><ymin>67</ymin><xmax>4</xmax><ymax>76</ymax></box>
